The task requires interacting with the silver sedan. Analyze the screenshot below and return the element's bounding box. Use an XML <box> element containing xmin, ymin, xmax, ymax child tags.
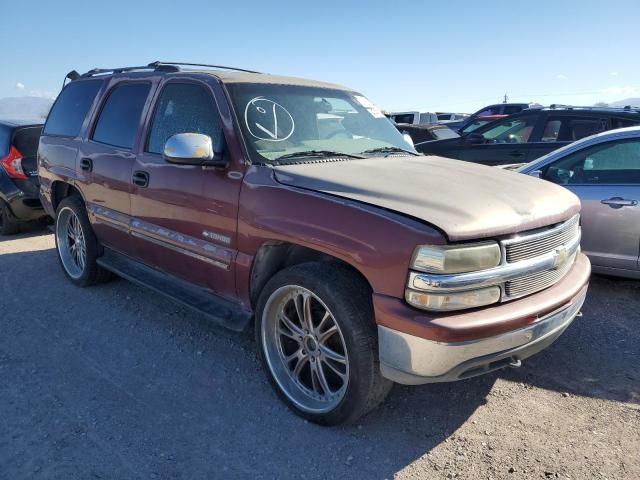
<box><xmin>518</xmin><ymin>126</ymin><xmax>640</xmax><ymax>279</ymax></box>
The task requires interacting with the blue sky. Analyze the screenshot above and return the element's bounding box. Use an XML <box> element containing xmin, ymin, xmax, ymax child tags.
<box><xmin>2</xmin><ymin>0</ymin><xmax>639</xmax><ymax>112</ymax></box>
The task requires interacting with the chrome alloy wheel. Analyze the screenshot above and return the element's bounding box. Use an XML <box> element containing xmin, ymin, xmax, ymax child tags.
<box><xmin>56</xmin><ymin>207</ymin><xmax>87</xmax><ymax>279</ymax></box>
<box><xmin>261</xmin><ymin>286</ymin><xmax>350</xmax><ymax>413</ymax></box>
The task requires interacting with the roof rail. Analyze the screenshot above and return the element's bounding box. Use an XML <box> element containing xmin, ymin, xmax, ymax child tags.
<box><xmin>148</xmin><ymin>61</ymin><xmax>263</xmax><ymax>74</ymax></box>
<box><xmin>79</xmin><ymin>64</ymin><xmax>179</xmax><ymax>78</ymax></box>
<box><xmin>546</xmin><ymin>104</ymin><xmax>640</xmax><ymax>113</ymax></box>
<box><xmin>76</xmin><ymin>61</ymin><xmax>262</xmax><ymax>79</ymax></box>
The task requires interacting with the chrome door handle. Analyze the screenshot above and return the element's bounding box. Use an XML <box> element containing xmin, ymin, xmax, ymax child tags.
<box><xmin>601</xmin><ymin>197</ymin><xmax>638</xmax><ymax>209</ymax></box>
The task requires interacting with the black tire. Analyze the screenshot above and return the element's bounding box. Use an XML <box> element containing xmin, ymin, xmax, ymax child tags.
<box><xmin>0</xmin><ymin>200</ymin><xmax>20</xmax><ymax>236</ymax></box>
<box><xmin>255</xmin><ymin>261</ymin><xmax>392</xmax><ymax>426</ymax></box>
<box><xmin>54</xmin><ymin>195</ymin><xmax>112</xmax><ymax>286</ymax></box>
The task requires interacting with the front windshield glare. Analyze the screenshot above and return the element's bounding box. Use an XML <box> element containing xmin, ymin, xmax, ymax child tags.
<box><xmin>227</xmin><ymin>84</ymin><xmax>416</xmax><ymax>162</ymax></box>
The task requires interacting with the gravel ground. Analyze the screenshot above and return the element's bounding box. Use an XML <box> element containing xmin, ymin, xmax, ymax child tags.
<box><xmin>1</xmin><ymin>227</ymin><xmax>639</xmax><ymax>480</ymax></box>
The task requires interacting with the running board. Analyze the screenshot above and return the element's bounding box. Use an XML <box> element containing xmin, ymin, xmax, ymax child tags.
<box><xmin>97</xmin><ymin>249</ymin><xmax>252</xmax><ymax>332</ymax></box>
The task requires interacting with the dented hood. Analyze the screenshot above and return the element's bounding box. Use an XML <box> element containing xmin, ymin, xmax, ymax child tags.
<box><xmin>273</xmin><ymin>155</ymin><xmax>580</xmax><ymax>241</ymax></box>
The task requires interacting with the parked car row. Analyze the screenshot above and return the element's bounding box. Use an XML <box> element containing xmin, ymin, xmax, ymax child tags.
<box><xmin>3</xmin><ymin>61</ymin><xmax>634</xmax><ymax>425</ymax></box>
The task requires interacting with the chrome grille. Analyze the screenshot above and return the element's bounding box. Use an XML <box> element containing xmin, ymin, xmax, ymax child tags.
<box><xmin>505</xmin><ymin>215</ymin><xmax>580</xmax><ymax>263</ymax></box>
<box><xmin>504</xmin><ymin>253</ymin><xmax>575</xmax><ymax>299</ymax></box>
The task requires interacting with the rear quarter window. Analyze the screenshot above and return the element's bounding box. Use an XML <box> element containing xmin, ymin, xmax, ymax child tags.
<box><xmin>43</xmin><ymin>80</ymin><xmax>102</xmax><ymax>137</ymax></box>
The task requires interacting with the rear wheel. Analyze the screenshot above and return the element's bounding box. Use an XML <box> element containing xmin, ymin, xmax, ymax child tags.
<box><xmin>256</xmin><ymin>262</ymin><xmax>392</xmax><ymax>425</ymax></box>
<box><xmin>55</xmin><ymin>196</ymin><xmax>111</xmax><ymax>286</ymax></box>
<box><xmin>0</xmin><ymin>201</ymin><xmax>19</xmax><ymax>235</ymax></box>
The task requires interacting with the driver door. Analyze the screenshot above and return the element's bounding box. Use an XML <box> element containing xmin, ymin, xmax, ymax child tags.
<box><xmin>130</xmin><ymin>79</ymin><xmax>242</xmax><ymax>298</ymax></box>
<box><xmin>456</xmin><ymin>113</ymin><xmax>542</xmax><ymax>165</ymax></box>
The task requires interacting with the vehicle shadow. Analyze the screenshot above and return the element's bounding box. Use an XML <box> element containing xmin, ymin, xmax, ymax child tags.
<box><xmin>0</xmin><ymin>221</ymin><xmax>51</xmax><ymax>242</ymax></box>
<box><xmin>498</xmin><ymin>274</ymin><xmax>639</xmax><ymax>405</ymax></box>
<box><xmin>1</xmin><ymin>247</ymin><xmax>636</xmax><ymax>479</ymax></box>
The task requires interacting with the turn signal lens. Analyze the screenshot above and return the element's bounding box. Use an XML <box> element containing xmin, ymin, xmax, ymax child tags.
<box><xmin>405</xmin><ymin>286</ymin><xmax>501</xmax><ymax>311</ymax></box>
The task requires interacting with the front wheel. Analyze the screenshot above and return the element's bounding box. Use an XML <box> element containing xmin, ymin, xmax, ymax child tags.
<box><xmin>256</xmin><ymin>262</ymin><xmax>392</xmax><ymax>426</ymax></box>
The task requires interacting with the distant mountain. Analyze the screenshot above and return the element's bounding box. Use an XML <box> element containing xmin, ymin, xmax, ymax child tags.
<box><xmin>609</xmin><ymin>98</ymin><xmax>640</xmax><ymax>107</ymax></box>
<box><xmin>0</xmin><ymin>96</ymin><xmax>54</xmax><ymax>120</ymax></box>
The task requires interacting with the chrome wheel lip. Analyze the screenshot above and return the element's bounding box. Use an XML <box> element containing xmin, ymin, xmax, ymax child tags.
<box><xmin>56</xmin><ymin>207</ymin><xmax>87</xmax><ymax>280</ymax></box>
<box><xmin>261</xmin><ymin>285</ymin><xmax>350</xmax><ymax>414</ymax></box>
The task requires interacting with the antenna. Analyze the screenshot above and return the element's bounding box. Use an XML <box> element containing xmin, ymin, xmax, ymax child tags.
<box><xmin>503</xmin><ymin>92</ymin><xmax>508</xmax><ymax>104</ymax></box>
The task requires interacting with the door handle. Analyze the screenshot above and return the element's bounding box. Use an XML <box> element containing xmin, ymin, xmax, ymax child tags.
<box><xmin>80</xmin><ymin>158</ymin><xmax>93</xmax><ymax>172</ymax></box>
<box><xmin>601</xmin><ymin>197</ymin><xmax>638</xmax><ymax>209</ymax></box>
<box><xmin>132</xmin><ymin>171</ymin><xmax>150</xmax><ymax>188</ymax></box>
<box><xmin>509</xmin><ymin>151</ymin><xmax>525</xmax><ymax>158</ymax></box>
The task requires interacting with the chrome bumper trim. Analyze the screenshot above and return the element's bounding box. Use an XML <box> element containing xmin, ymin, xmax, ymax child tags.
<box><xmin>409</xmin><ymin>229</ymin><xmax>581</xmax><ymax>292</ymax></box>
<box><xmin>379</xmin><ymin>287</ymin><xmax>587</xmax><ymax>385</ymax></box>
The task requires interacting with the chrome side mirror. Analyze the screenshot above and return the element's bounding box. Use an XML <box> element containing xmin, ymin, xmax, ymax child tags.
<box><xmin>163</xmin><ymin>133</ymin><xmax>227</xmax><ymax>167</ymax></box>
<box><xmin>528</xmin><ymin>170</ymin><xmax>542</xmax><ymax>178</ymax></box>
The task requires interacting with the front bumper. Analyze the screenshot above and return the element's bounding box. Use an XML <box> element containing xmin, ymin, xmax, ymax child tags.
<box><xmin>376</xmin><ymin>253</ymin><xmax>590</xmax><ymax>384</ymax></box>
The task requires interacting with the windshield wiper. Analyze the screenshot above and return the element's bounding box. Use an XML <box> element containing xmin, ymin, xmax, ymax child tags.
<box><xmin>273</xmin><ymin>150</ymin><xmax>365</xmax><ymax>162</ymax></box>
<box><xmin>359</xmin><ymin>146</ymin><xmax>418</xmax><ymax>156</ymax></box>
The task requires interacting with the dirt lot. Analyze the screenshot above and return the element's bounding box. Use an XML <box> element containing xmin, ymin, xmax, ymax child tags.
<box><xmin>1</xmin><ymin>227</ymin><xmax>639</xmax><ymax>480</ymax></box>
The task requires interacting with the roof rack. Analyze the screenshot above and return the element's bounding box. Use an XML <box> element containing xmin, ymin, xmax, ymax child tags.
<box><xmin>79</xmin><ymin>64</ymin><xmax>178</xmax><ymax>78</ymax></box>
<box><xmin>546</xmin><ymin>104</ymin><xmax>640</xmax><ymax>113</ymax></box>
<box><xmin>77</xmin><ymin>61</ymin><xmax>262</xmax><ymax>79</ymax></box>
<box><xmin>148</xmin><ymin>61</ymin><xmax>263</xmax><ymax>74</ymax></box>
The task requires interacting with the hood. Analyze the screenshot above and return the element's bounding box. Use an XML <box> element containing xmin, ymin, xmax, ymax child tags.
<box><xmin>273</xmin><ymin>156</ymin><xmax>580</xmax><ymax>242</ymax></box>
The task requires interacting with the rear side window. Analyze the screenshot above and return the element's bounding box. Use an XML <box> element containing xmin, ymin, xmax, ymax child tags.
<box><xmin>13</xmin><ymin>126</ymin><xmax>42</xmax><ymax>158</ymax></box>
<box><xmin>544</xmin><ymin>116</ymin><xmax>607</xmax><ymax>142</ymax></box>
<box><xmin>93</xmin><ymin>83</ymin><xmax>150</xmax><ymax>149</ymax></box>
<box><xmin>146</xmin><ymin>83</ymin><xmax>222</xmax><ymax>155</ymax></box>
<box><xmin>43</xmin><ymin>80</ymin><xmax>102</xmax><ymax>137</ymax></box>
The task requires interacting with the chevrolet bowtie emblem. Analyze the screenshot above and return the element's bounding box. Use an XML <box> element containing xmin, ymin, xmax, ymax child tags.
<box><xmin>552</xmin><ymin>245</ymin><xmax>569</xmax><ymax>269</ymax></box>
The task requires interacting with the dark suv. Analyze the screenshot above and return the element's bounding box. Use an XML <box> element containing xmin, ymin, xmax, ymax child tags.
<box><xmin>39</xmin><ymin>62</ymin><xmax>590</xmax><ymax>425</ymax></box>
<box><xmin>417</xmin><ymin>106</ymin><xmax>640</xmax><ymax>165</ymax></box>
<box><xmin>1</xmin><ymin>119</ymin><xmax>46</xmax><ymax>234</ymax></box>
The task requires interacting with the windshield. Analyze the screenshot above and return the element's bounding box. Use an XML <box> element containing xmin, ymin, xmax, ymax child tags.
<box><xmin>226</xmin><ymin>84</ymin><xmax>416</xmax><ymax>163</ymax></box>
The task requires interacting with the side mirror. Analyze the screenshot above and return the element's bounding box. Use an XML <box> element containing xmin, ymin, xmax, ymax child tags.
<box><xmin>463</xmin><ymin>132</ymin><xmax>484</xmax><ymax>145</ymax></box>
<box><xmin>528</xmin><ymin>170</ymin><xmax>542</xmax><ymax>178</ymax></box>
<box><xmin>163</xmin><ymin>133</ymin><xmax>227</xmax><ymax>167</ymax></box>
<box><xmin>402</xmin><ymin>132</ymin><xmax>414</xmax><ymax>147</ymax></box>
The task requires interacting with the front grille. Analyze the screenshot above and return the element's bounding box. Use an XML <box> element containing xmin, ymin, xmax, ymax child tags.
<box><xmin>505</xmin><ymin>215</ymin><xmax>580</xmax><ymax>263</ymax></box>
<box><xmin>504</xmin><ymin>253</ymin><xmax>575</xmax><ymax>299</ymax></box>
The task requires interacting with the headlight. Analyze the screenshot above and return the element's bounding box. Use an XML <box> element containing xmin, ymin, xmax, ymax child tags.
<box><xmin>405</xmin><ymin>286</ymin><xmax>501</xmax><ymax>311</ymax></box>
<box><xmin>411</xmin><ymin>242</ymin><xmax>501</xmax><ymax>274</ymax></box>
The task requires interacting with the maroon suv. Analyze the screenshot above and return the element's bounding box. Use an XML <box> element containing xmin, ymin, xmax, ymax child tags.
<box><xmin>39</xmin><ymin>62</ymin><xmax>590</xmax><ymax>425</ymax></box>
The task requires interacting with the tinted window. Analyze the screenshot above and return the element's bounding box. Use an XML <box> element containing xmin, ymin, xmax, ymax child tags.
<box><xmin>147</xmin><ymin>83</ymin><xmax>222</xmax><ymax>155</ymax></box>
<box><xmin>481</xmin><ymin>116</ymin><xmax>537</xmax><ymax>144</ymax></box>
<box><xmin>476</xmin><ymin>105</ymin><xmax>501</xmax><ymax>116</ymax></box>
<box><xmin>93</xmin><ymin>83</ymin><xmax>150</xmax><ymax>149</ymax></box>
<box><xmin>544</xmin><ymin>116</ymin><xmax>607</xmax><ymax>142</ymax></box>
<box><xmin>43</xmin><ymin>80</ymin><xmax>102</xmax><ymax>137</ymax></box>
<box><xmin>503</xmin><ymin>105</ymin><xmax>524</xmax><ymax>115</ymax></box>
<box><xmin>543</xmin><ymin>139</ymin><xmax>640</xmax><ymax>185</ymax></box>
<box><xmin>391</xmin><ymin>114</ymin><xmax>415</xmax><ymax>124</ymax></box>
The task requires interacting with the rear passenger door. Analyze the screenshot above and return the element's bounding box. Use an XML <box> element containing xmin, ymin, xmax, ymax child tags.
<box><xmin>130</xmin><ymin>80</ymin><xmax>242</xmax><ymax>299</ymax></box>
<box><xmin>526</xmin><ymin>114</ymin><xmax>608</xmax><ymax>161</ymax></box>
<box><xmin>542</xmin><ymin>138</ymin><xmax>640</xmax><ymax>273</ymax></box>
<box><xmin>80</xmin><ymin>82</ymin><xmax>153</xmax><ymax>255</ymax></box>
